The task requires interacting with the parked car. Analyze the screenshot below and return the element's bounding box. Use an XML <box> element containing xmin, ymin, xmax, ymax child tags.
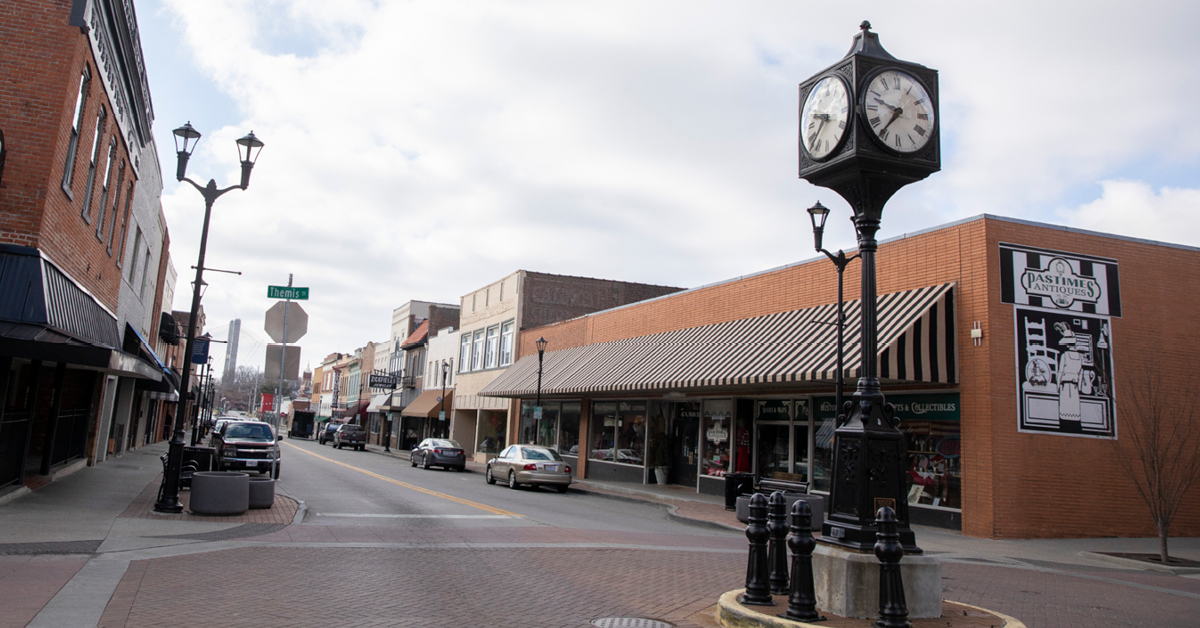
<box><xmin>411</xmin><ymin>438</ymin><xmax>466</xmax><ymax>471</ymax></box>
<box><xmin>212</xmin><ymin>420</ymin><xmax>280</xmax><ymax>478</ymax></box>
<box><xmin>486</xmin><ymin>445</ymin><xmax>571</xmax><ymax>492</ymax></box>
<box><xmin>333</xmin><ymin>424</ymin><xmax>367</xmax><ymax>450</ymax></box>
<box><xmin>318</xmin><ymin>421</ymin><xmax>341</xmax><ymax>445</ymax></box>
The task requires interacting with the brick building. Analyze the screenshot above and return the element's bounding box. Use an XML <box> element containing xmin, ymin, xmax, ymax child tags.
<box><xmin>482</xmin><ymin>215</ymin><xmax>1200</xmax><ymax>539</ymax></box>
<box><xmin>0</xmin><ymin>0</ymin><xmax>171</xmax><ymax>493</ymax></box>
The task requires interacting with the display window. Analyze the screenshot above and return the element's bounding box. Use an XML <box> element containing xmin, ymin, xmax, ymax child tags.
<box><xmin>894</xmin><ymin>393</ymin><xmax>962</xmax><ymax>510</ymax></box>
<box><xmin>701</xmin><ymin>400</ymin><xmax>732</xmax><ymax>477</ymax></box>
<box><xmin>476</xmin><ymin>410</ymin><xmax>506</xmax><ymax>454</ymax></box>
<box><xmin>589</xmin><ymin>400</ymin><xmax>646</xmax><ymax>465</ymax></box>
<box><xmin>754</xmin><ymin>399</ymin><xmax>811</xmax><ymax>483</ymax></box>
<box><xmin>519</xmin><ymin>400</ymin><xmax>581</xmax><ymax>455</ymax></box>
<box><xmin>560</xmin><ymin>402</ymin><xmax>580</xmax><ymax>456</ymax></box>
<box><xmin>812</xmin><ymin>397</ymin><xmax>837</xmax><ymax>493</ymax></box>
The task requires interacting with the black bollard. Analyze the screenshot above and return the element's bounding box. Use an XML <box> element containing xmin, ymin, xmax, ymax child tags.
<box><xmin>767</xmin><ymin>491</ymin><xmax>789</xmax><ymax>595</ymax></box>
<box><xmin>874</xmin><ymin>506</ymin><xmax>910</xmax><ymax>628</ymax></box>
<box><xmin>740</xmin><ymin>493</ymin><xmax>775</xmax><ymax>606</ymax></box>
<box><xmin>781</xmin><ymin>500</ymin><xmax>825</xmax><ymax>622</ymax></box>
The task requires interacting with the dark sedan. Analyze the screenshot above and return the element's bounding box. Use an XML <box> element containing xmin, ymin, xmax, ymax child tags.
<box><xmin>411</xmin><ymin>438</ymin><xmax>466</xmax><ymax>471</ymax></box>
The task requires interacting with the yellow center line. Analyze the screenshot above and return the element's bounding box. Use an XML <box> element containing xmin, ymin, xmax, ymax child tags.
<box><xmin>282</xmin><ymin>442</ymin><xmax>522</xmax><ymax>517</ymax></box>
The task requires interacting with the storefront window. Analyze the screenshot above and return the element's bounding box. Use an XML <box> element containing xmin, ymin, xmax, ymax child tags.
<box><xmin>646</xmin><ymin>402</ymin><xmax>669</xmax><ymax>471</ymax></box>
<box><xmin>701</xmin><ymin>400</ymin><xmax>732</xmax><ymax>477</ymax></box>
<box><xmin>560</xmin><ymin>402</ymin><xmax>580</xmax><ymax>456</ymax></box>
<box><xmin>812</xmin><ymin>397</ymin><xmax>837</xmax><ymax>493</ymax></box>
<box><xmin>589</xmin><ymin>402</ymin><xmax>618</xmax><ymax>462</ymax></box>
<box><xmin>538</xmin><ymin>404</ymin><xmax>559</xmax><ymax>449</ymax></box>
<box><xmin>589</xmin><ymin>401</ymin><xmax>645</xmax><ymax>465</ymax></box>
<box><xmin>477</xmin><ymin>410</ymin><xmax>506</xmax><ymax>454</ymax></box>
<box><xmin>757</xmin><ymin>423</ymin><xmax>790</xmax><ymax>479</ymax></box>
<box><xmin>896</xmin><ymin>393</ymin><xmax>962</xmax><ymax>510</ymax></box>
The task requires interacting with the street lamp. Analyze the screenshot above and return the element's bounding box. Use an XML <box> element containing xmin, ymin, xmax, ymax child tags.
<box><xmin>807</xmin><ymin>201</ymin><xmax>859</xmax><ymax>422</ymax></box>
<box><xmin>534</xmin><ymin>337</ymin><xmax>548</xmax><ymax>436</ymax></box>
<box><xmin>440</xmin><ymin>361</ymin><xmax>450</xmax><ymax>438</ymax></box>
<box><xmin>154</xmin><ymin>123</ymin><xmax>263</xmax><ymax>514</ymax></box>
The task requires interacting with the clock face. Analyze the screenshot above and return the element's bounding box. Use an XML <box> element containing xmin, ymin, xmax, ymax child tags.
<box><xmin>862</xmin><ymin>70</ymin><xmax>936</xmax><ymax>154</ymax></box>
<box><xmin>801</xmin><ymin>76</ymin><xmax>850</xmax><ymax>160</ymax></box>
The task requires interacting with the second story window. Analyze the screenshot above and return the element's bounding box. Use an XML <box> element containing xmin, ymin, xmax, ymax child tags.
<box><xmin>80</xmin><ymin>106</ymin><xmax>107</xmax><ymax>223</ymax></box>
<box><xmin>484</xmin><ymin>325</ymin><xmax>499</xmax><ymax>369</ymax></box>
<box><xmin>499</xmin><ymin>320</ymin><xmax>515</xmax><ymax>366</ymax></box>
<box><xmin>115</xmin><ymin>184</ymin><xmax>133</xmax><ymax>267</ymax></box>
<box><xmin>61</xmin><ymin>67</ymin><xmax>90</xmax><ymax>194</ymax></box>
<box><xmin>459</xmin><ymin>334</ymin><xmax>471</xmax><ymax>373</ymax></box>
<box><xmin>471</xmin><ymin>329</ymin><xmax>484</xmax><ymax>371</ymax></box>
<box><xmin>94</xmin><ymin>140</ymin><xmax>117</xmax><ymax>239</ymax></box>
<box><xmin>104</xmin><ymin>159</ymin><xmax>125</xmax><ymax>252</ymax></box>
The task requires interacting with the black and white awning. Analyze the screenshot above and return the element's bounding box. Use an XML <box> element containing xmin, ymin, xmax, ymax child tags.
<box><xmin>479</xmin><ymin>283</ymin><xmax>956</xmax><ymax>398</ymax></box>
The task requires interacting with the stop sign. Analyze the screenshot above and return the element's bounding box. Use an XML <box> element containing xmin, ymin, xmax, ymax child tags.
<box><xmin>264</xmin><ymin>301</ymin><xmax>308</xmax><ymax>344</ymax></box>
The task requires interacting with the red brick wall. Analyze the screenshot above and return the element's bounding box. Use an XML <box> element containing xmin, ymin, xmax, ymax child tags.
<box><xmin>517</xmin><ymin>216</ymin><xmax>1200</xmax><ymax>540</ymax></box>
<box><xmin>0</xmin><ymin>0</ymin><xmax>134</xmax><ymax>311</ymax></box>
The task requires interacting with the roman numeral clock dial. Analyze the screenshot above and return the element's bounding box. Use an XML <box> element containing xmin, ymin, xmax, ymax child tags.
<box><xmin>801</xmin><ymin>75</ymin><xmax>850</xmax><ymax>160</ymax></box>
<box><xmin>862</xmin><ymin>69</ymin><xmax>936</xmax><ymax>153</ymax></box>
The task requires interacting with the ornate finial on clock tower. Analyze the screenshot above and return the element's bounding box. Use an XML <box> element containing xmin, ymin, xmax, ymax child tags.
<box><xmin>860</xmin><ymin>20</ymin><xmax>872</xmax><ymax>31</ymax></box>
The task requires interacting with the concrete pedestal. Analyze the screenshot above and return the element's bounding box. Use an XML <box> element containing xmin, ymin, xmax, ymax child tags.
<box><xmin>812</xmin><ymin>543</ymin><xmax>941</xmax><ymax>619</ymax></box>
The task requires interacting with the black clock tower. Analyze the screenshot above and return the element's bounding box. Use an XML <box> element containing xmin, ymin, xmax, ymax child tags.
<box><xmin>799</xmin><ymin>22</ymin><xmax>940</xmax><ymax>554</ymax></box>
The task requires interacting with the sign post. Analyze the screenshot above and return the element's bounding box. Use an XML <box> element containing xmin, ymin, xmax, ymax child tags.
<box><xmin>265</xmin><ymin>275</ymin><xmax>309</xmax><ymax>474</ymax></box>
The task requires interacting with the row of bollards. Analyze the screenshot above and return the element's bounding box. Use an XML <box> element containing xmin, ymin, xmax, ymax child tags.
<box><xmin>739</xmin><ymin>492</ymin><xmax>909</xmax><ymax>627</ymax></box>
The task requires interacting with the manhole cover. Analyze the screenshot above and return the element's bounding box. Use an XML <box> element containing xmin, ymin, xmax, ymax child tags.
<box><xmin>591</xmin><ymin>619</ymin><xmax>673</xmax><ymax>628</ymax></box>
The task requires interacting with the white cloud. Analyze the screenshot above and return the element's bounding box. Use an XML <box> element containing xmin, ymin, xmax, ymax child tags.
<box><xmin>1063</xmin><ymin>180</ymin><xmax>1200</xmax><ymax>246</ymax></box>
<box><xmin>144</xmin><ymin>0</ymin><xmax>1200</xmax><ymax>367</ymax></box>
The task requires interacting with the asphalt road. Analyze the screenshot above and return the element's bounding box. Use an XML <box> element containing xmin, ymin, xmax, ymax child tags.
<box><xmin>277</xmin><ymin>437</ymin><xmax>739</xmax><ymax>536</ymax></box>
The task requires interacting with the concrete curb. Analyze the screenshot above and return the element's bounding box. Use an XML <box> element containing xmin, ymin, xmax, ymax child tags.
<box><xmin>291</xmin><ymin>499</ymin><xmax>307</xmax><ymax>525</ymax></box>
<box><xmin>1078</xmin><ymin>550</ymin><xmax>1179</xmax><ymax>573</ymax></box>
<box><xmin>571</xmin><ymin>484</ymin><xmax>742</xmax><ymax>533</ymax></box>
<box><xmin>715</xmin><ymin>589</ymin><xmax>1026</xmax><ymax>628</ymax></box>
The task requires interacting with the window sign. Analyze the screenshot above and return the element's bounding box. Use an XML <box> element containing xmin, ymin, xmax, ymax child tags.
<box><xmin>1000</xmin><ymin>243</ymin><xmax>1121</xmax><ymax>316</ymax></box>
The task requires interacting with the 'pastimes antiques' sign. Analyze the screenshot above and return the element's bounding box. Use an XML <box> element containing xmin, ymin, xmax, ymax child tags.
<box><xmin>1002</xmin><ymin>244</ymin><xmax>1120</xmax><ymax>439</ymax></box>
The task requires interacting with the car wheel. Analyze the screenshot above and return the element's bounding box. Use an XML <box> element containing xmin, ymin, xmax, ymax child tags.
<box><xmin>272</xmin><ymin>464</ymin><xmax>280</xmax><ymax>480</ymax></box>
<box><xmin>556</xmin><ymin>484</ymin><xmax>569</xmax><ymax>494</ymax></box>
<box><xmin>508</xmin><ymin>470</ymin><xmax>520</xmax><ymax>490</ymax></box>
<box><xmin>337</xmin><ymin>442</ymin><xmax>343</xmax><ymax>449</ymax></box>
<box><xmin>411</xmin><ymin>456</ymin><xmax>417</xmax><ymax>467</ymax></box>
<box><xmin>486</xmin><ymin>466</ymin><xmax>496</xmax><ymax>484</ymax></box>
<box><xmin>422</xmin><ymin>455</ymin><xmax>430</xmax><ymax>470</ymax></box>
<box><xmin>456</xmin><ymin>466</ymin><xmax>465</xmax><ymax>473</ymax></box>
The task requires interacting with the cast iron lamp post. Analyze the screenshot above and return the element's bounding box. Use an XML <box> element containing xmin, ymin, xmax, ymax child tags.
<box><xmin>154</xmin><ymin>123</ymin><xmax>263</xmax><ymax>513</ymax></box>
<box><xmin>440</xmin><ymin>361</ymin><xmax>449</xmax><ymax>438</ymax></box>
<box><xmin>807</xmin><ymin>201</ymin><xmax>860</xmax><ymax>423</ymax></box>
<box><xmin>535</xmin><ymin>335</ymin><xmax>547</xmax><ymax>412</ymax></box>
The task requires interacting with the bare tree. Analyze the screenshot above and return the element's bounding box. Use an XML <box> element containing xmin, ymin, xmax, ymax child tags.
<box><xmin>1111</xmin><ymin>359</ymin><xmax>1200</xmax><ymax>564</ymax></box>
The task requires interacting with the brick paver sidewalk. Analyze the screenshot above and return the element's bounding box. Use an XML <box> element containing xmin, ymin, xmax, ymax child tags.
<box><xmin>119</xmin><ymin>474</ymin><xmax>298</xmax><ymax>525</ymax></box>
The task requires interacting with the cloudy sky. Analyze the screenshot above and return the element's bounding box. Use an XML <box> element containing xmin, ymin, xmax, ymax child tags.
<box><xmin>135</xmin><ymin>0</ymin><xmax>1200</xmax><ymax>372</ymax></box>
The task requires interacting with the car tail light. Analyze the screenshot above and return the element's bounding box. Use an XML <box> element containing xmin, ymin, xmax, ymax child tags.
<box><xmin>523</xmin><ymin>463</ymin><xmax>537</xmax><ymax>470</ymax></box>
<box><xmin>565</xmin><ymin>465</ymin><xmax>571</xmax><ymax>473</ymax></box>
<box><xmin>434</xmin><ymin>448</ymin><xmax>443</xmax><ymax>454</ymax></box>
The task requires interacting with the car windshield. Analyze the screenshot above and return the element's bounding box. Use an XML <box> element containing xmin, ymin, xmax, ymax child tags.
<box><xmin>225</xmin><ymin>423</ymin><xmax>272</xmax><ymax>440</ymax></box>
<box><xmin>342</xmin><ymin>425</ymin><xmax>363</xmax><ymax>432</ymax></box>
<box><xmin>521</xmin><ymin>447</ymin><xmax>562</xmax><ymax>461</ymax></box>
<box><xmin>429</xmin><ymin>439</ymin><xmax>460</xmax><ymax>448</ymax></box>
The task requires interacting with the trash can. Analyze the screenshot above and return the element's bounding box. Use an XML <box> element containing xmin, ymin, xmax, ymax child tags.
<box><xmin>183</xmin><ymin>446</ymin><xmax>215</xmax><ymax>472</ymax></box>
<box><xmin>725</xmin><ymin>472</ymin><xmax>756</xmax><ymax>510</ymax></box>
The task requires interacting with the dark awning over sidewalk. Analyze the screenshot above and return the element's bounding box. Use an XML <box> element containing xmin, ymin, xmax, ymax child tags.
<box><xmin>400</xmin><ymin>389</ymin><xmax>453</xmax><ymax>418</ymax></box>
<box><xmin>480</xmin><ymin>283</ymin><xmax>956</xmax><ymax>398</ymax></box>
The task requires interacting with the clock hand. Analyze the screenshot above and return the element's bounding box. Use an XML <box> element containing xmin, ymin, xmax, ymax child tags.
<box><xmin>879</xmin><ymin>107</ymin><xmax>903</xmax><ymax>134</ymax></box>
<box><xmin>873</xmin><ymin>97</ymin><xmax>898</xmax><ymax>112</ymax></box>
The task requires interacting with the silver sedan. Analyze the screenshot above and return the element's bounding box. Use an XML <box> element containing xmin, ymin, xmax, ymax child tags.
<box><xmin>486</xmin><ymin>445</ymin><xmax>572</xmax><ymax>492</ymax></box>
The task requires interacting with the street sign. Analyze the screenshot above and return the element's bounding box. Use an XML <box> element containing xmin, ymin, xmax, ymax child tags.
<box><xmin>192</xmin><ymin>338</ymin><xmax>210</xmax><ymax>363</ymax></box>
<box><xmin>267</xmin><ymin>285</ymin><xmax>309</xmax><ymax>300</ymax></box>
<box><xmin>438</xmin><ymin>411</ymin><xmax>446</xmax><ymax>420</ymax></box>
<box><xmin>265</xmin><ymin>301</ymin><xmax>308</xmax><ymax>344</ymax></box>
<box><xmin>265</xmin><ymin>344</ymin><xmax>301</xmax><ymax>380</ymax></box>
<box><xmin>534</xmin><ymin>406</ymin><xmax>543</xmax><ymax>421</ymax></box>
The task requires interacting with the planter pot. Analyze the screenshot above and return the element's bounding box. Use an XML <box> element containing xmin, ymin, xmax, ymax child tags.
<box><xmin>190</xmin><ymin>471</ymin><xmax>249</xmax><ymax>516</ymax></box>
<box><xmin>654</xmin><ymin>467</ymin><xmax>668</xmax><ymax>485</ymax></box>
<box><xmin>248</xmin><ymin>477</ymin><xmax>276</xmax><ymax>509</ymax></box>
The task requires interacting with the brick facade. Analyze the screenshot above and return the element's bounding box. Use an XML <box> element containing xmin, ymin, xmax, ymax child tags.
<box><xmin>515</xmin><ymin>215</ymin><xmax>1200</xmax><ymax>540</ymax></box>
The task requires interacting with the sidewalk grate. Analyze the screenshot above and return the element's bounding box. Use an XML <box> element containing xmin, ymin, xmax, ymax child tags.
<box><xmin>0</xmin><ymin>539</ymin><xmax>103</xmax><ymax>555</ymax></box>
<box><xmin>592</xmin><ymin>618</ymin><xmax>674</xmax><ymax>628</ymax></box>
<box><xmin>147</xmin><ymin>523</ymin><xmax>286</xmax><ymax>541</ymax></box>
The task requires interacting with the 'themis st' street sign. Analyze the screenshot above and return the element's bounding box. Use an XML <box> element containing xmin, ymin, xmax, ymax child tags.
<box><xmin>267</xmin><ymin>285</ymin><xmax>309</xmax><ymax>300</ymax></box>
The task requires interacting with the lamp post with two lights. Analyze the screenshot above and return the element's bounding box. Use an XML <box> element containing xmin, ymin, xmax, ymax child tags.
<box><xmin>154</xmin><ymin>123</ymin><xmax>263</xmax><ymax>513</ymax></box>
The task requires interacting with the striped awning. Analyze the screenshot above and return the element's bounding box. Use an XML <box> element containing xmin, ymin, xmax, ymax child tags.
<box><xmin>479</xmin><ymin>283</ymin><xmax>956</xmax><ymax>398</ymax></box>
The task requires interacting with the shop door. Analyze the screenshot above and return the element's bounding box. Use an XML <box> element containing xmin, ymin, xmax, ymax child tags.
<box><xmin>669</xmin><ymin>403</ymin><xmax>700</xmax><ymax>486</ymax></box>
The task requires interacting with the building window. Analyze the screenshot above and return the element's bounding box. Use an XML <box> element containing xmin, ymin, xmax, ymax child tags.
<box><xmin>484</xmin><ymin>325</ymin><xmax>499</xmax><ymax>369</ymax></box>
<box><xmin>754</xmin><ymin>399</ymin><xmax>809</xmax><ymax>484</ymax></box>
<box><xmin>471</xmin><ymin>329</ymin><xmax>484</xmax><ymax>371</ymax></box>
<box><xmin>128</xmin><ymin>228</ymin><xmax>142</xmax><ymax>283</ymax></box>
<box><xmin>105</xmin><ymin>160</ymin><xmax>125</xmax><ymax>253</ymax></box>
<box><xmin>499</xmin><ymin>320</ymin><xmax>515</xmax><ymax>366</ymax></box>
<box><xmin>115</xmin><ymin>185</ymin><xmax>133</xmax><ymax>268</ymax></box>
<box><xmin>588</xmin><ymin>401</ymin><xmax>646</xmax><ymax>466</ymax></box>
<box><xmin>459</xmin><ymin>334</ymin><xmax>471</xmax><ymax>373</ymax></box>
<box><xmin>80</xmin><ymin>106</ymin><xmax>107</xmax><ymax>223</ymax></box>
<box><xmin>138</xmin><ymin>245</ymin><xmax>151</xmax><ymax>299</ymax></box>
<box><xmin>701</xmin><ymin>400</ymin><xmax>733</xmax><ymax>477</ymax></box>
<box><xmin>62</xmin><ymin>67</ymin><xmax>91</xmax><ymax>193</ymax></box>
<box><xmin>94</xmin><ymin>141</ymin><xmax>117</xmax><ymax>241</ymax></box>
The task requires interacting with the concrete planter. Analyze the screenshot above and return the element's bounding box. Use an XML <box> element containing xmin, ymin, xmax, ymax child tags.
<box><xmin>248</xmin><ymin>477</ymin><xmax>276</xmax><ymax>509</ymax></box>
<box><xmin>190</xmin><ymin>471</ymin><xmax>249</xmax><ymax>516</ymax></box>
<box><xmin>736</xmin><ymin>492</ymin><xmax>825</xmax><ymax>528</ymax></box>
